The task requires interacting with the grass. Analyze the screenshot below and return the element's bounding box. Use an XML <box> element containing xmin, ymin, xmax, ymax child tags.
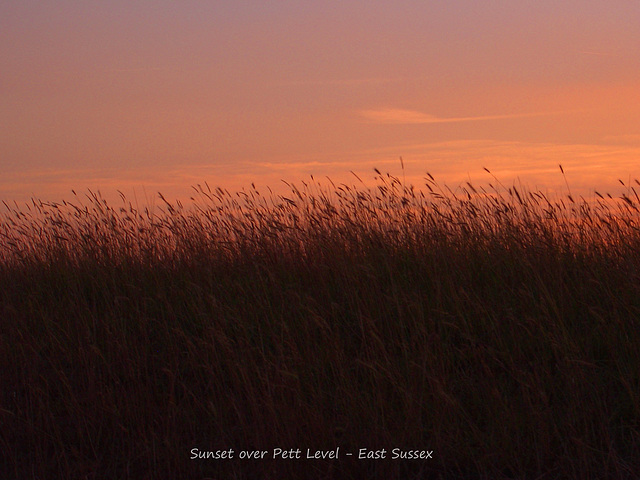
<box><xmin>2</xmin><ymin>167</ymin><xmax>640</xmax><ymax>479</ymax></box>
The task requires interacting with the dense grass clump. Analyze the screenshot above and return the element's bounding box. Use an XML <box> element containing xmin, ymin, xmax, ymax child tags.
<box><xmin>2</xmin><ymin>169</ymin><xmax>640</xmax><ymax>479</ymax></box>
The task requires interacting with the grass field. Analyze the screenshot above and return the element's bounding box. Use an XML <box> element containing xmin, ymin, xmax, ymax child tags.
<box><xmin>2</xmin><ymin>168</ymin><xmax>640</xmax><ymax>479</ymax></box>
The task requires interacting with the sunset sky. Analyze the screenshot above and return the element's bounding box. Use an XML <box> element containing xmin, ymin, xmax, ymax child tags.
<box><xmin>2</xmin><ymin>1</ymin><xmax>639</xmax><ymax>203</ymax></box>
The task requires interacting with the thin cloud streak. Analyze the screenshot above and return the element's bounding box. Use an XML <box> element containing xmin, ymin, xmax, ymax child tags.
<box><xmin>360</xmin><ymin>108</ymin><xmax>582</xmax><ymax>125</ymax></box>
<box><xmin>6</xmin><ymin>139</ymin><xmax>639</xmax><ymax>206</ymax></box>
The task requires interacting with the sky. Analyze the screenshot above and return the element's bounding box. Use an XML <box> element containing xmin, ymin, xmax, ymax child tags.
<box><xmin>2</xmin><ymin>1</ymin><xmax>640</xmax><ymax>204</ymax></box>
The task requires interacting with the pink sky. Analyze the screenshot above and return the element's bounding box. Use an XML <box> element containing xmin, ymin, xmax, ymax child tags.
<box><xmin>2</xmin><ymin>1</ymin><xmax>639</xmax><ymax>204</ymax></box>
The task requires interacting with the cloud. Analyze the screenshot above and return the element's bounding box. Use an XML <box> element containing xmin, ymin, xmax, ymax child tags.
<box><xmin>354</xmin><ymin>139</ymin><xmax>640</xmax><ymax>195</ymax></box>
<box><xmin>601</xmin><ymin>134</ymin><xmax>640</xmax><ymax>145</ymax></box>
<box><xmin>359</xmin><ymin>108</ymin><xmax>577</xmax><ymax>125</ymax></box>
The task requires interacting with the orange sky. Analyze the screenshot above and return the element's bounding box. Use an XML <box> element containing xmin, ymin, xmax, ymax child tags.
<box><xmin>2</xmin><ymin>1</ymin><xmax>639</xmax><ymax>204</ymax></box>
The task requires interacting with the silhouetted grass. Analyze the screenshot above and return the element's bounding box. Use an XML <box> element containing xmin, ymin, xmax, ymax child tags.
<box><xmin>2</xmin><ymin>168</ymin><xmax>640</xmax><ymax>479</ymax></box>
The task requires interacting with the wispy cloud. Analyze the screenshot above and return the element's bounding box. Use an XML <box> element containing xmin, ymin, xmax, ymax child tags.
<box><xmin>601</xmin><ymin>134</ymin><xmax>640</xmax><ymax>145</ymax></box>
<box><xmin>359</xmin><ymin>108</ymin><xmax>579</xmax><ymax>125</ymax></box>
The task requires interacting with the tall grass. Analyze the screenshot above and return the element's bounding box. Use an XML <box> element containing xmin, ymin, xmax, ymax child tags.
<box><xmin>2</xmin><ymin>168</ymin><xmax>640</xmax><ymax>479</ymax></box>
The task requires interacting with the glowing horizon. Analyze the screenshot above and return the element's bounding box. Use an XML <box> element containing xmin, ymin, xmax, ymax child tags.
<box><xmin>2</xmin><ymin>1</ymin><xmax>639</xmax><ymax>204</ymax></box>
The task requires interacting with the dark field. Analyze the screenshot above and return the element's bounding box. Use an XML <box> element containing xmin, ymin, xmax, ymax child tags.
<box><xmin>2</xmin><ymin>169</ymin><xmax>640</xmax><ymax>479</ymax></box>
